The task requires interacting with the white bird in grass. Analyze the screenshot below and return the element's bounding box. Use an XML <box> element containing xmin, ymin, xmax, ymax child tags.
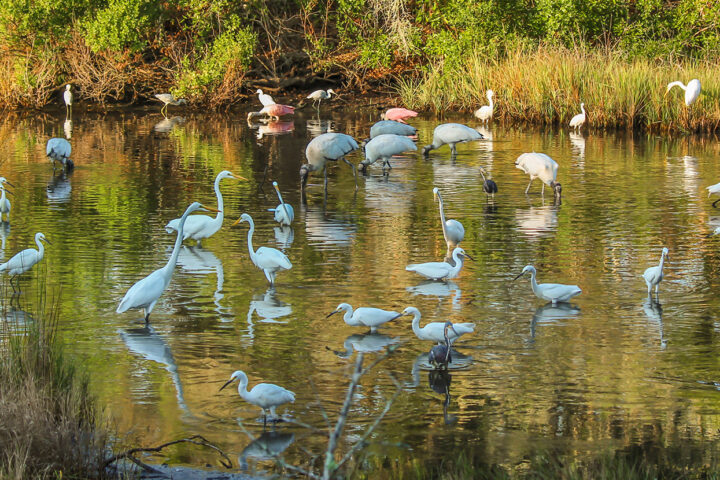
<box><xmin>359</xmin><ymin>134</ymin><xmax>417</xmax><ymax>174</ymax></box>
<box><xmin>513</xmin><ymin>265</ymin><xmax>582</xmax><ymax>305</ymax></box>
<box><xmin>256</xmin><ymin>89</ymin><xmax>276</xmax><ymax>107</ymax></box>
<box><xmin>706</xmin><ymin>182</ymin><xmax>720</xmax><ymax>207</ymax></box>
<box><xmin>220</xmin><ymin>370</ymin><xmax>295</xmax><ymax>425</ymax></box>
<box><xmin>233</xmin><ymin>213</ymin><xmax>292</xmax><ymax>285</ymax></box>
<box><xmin>300</xmin><ymin>133</ymin><xmax>359</xmax><ymax>191</ymax></box>
<box><xmin>307</xmin><ymin>89</ymin><xmax>335</xmax><ymax>110</ymax></box>
<box><xmin>569</xmin><ymin>102</ymin><xmax>586</xmax><ymax>131</ymax></box>
<box><xmin>155</xmin><ymin>93</ymin><xmax>187</xmax><ymax>116</ymax></box>
<box><xmin>422</xmin><ymin>123</ymin><xmax>483</xmax><ymax>157</ymax></box>
<box><xmin>165</xmin><ymin>170</ymin><xmax>247</xmax><ymax>246</ymax></box>
<box><xmin>406</xmin><ymin>247</ymin><xmax>473</xmax><ymax>281</ymax></box>
<box><xmin>433</xmin><ymin>187</ymin><xmax>464</xmax><ymax>249</ymax></box>
<box><xmin>401</xmin><ymin>307</ymin><xmax>474</xmax><ymax>344</ymax></box>
<box><xmin>267</xmin><ymin>181</ymin><xmax>294</xmax><ymax>226</ymax></box>
<box><xmin>473</xmin><ymin>89</ymin><xmax>494</xmax><ymax>124</ymax></box>
<box><xmin>515</xmin><ymin>152</ymin><xmax>562</xmax><ymax>199</ymax></box>
<box><xmin>0</xmin><ymin>177</ymin><xmax>13</xmax><ymax>221</ymax></box>
<box><xmin>0</xmin><ymin>232</ymin><xmax>51</xmax><ymax>290</ymax></box>
<box><xmin>642</xmin><ymin>247</ymin><xmax>669</xmax><ymax>297</ymax></box>
<box><xmin>46</xmin><ymin>138</ymin><xmax>73</xmax><ymax>170</ymax></box>
<box><xmin>326</xmin><ymin>303</ymin><xmax>403</xmax><ymax>332</ymax></box>
<box><xmin>63</xmin><ymin>84</ymin><xmax>73</xmax><ymax>116</ymax></box>
<box><xmin>117</xmin><ymin>202</ymin><xmax>219</xmax><ymax>324</ymax></box>
<box><xmin>665</xmin><ymin>79</ymin><xmax>701</xmax><ymax>107</ymax></box>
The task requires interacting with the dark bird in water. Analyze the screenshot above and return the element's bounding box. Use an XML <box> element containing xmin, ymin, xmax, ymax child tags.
<box><xmin>479</xmin><ymin>166</ymin><xmax>497</xmax><ymax>197</ymax></box>
<box><xmin>428</xmin><ymin>321</ymin><xmax>456</xmax><ymax>369</ymax></box>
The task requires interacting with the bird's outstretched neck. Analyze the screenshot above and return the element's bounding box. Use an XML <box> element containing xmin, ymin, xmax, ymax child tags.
<box><xmin>164</xmin><ymin>207</ymin><xmax>193</xmax><ymax>273</ymax></box>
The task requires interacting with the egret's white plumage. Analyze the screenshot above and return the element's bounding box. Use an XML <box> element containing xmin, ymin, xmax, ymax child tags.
<box><xmin>46</xmin><ymin>138</ymin><xmax>73</xmax><ymax>169</ymax></box>
<box><xmin>515</xmin><ymin>152</ymin><xmax>561</xmax><ymax>198</ymax></box>
<box><xmin>155</xmin><ymin>93</ymin><xmax>187</xmax><ymax>116</ymax></box>
<box><xmin>307</xmin><ymin>89</ymin><xmax>335</xmax><ymax>110</ymax></box>
<box><xmin>220</xmin><ymin>370</ymin><xmax>295</xmax><ymax>421</ymax></box>
<box><xmin>406</xmin><ymin>247</ymin><xmax>472</xmax><ymax>281</ymax></box>
<box><xmin>327</xmin><ymin>303</ymin><xmax>402</xmax><ymax>332</ymax></box>
<box><xmin>706</xmin><ymin>182</ymin><xmax>720</xmax><ymax>207</ymax></box>
<box><xmin>473</xmin><ymin>89</ymin><xmax>494</xmax><ymax>123</ymax></box>
<box><xmin>268</xmin><ymin>181</ymin><xmax>294</xmax><ymax>226</ymax></box>
<box><xmin>666</xmin><ymin>79</ymin><xmax>701</xmax><ymax>106</ymax></box>
<box><xmin>642</xmin><ymin>247</ymin><xmax>669</xmax><ymax>296</ymax></box>
<box><xmin>117</xmin><ymin>202</ymin><xmax>217</xmax><ymax>323</ymax></box>
<box><xmin>233</xmin><ymin>213</ymin><xmax>292</xmax><ymax>285</ymax></box>
<box><xmin>402</xmin><ymin>307</ymin><xmax>474</xmax><ymax>344</ymax></box>
<box><xmin>369</xmin><ymin>120</ymin><xmax>417</xmax><ymax>139</ymax></box>
<box><xmin>256</xmin><ymin>89</ymin><xmax>276</xmax><ymax>107</ymax></box>
<box><xmin>0</xmin><ymin>177</ymin><xmax>12</xmax><ymax>221</ymax></box>
<box><xmin>165</xmin><ymin>171</ymin><xmax>245</xmax><ymax>245</ymax></box>
<box><xmin>422</xmin><ymin>123</ymin><xmax>483</xmax><ymax>156</ymax></box>
<box><xmin>300</xmin><ymin>132</ymin><xmax>359</xmax><ymax>190</ymax></box>
<box><xmin>360</xmin><ymin>134</ymin><xmax>417</xmax><ymax>173</ymax></box>
<box><xmin>569</xmin><ymin>102</ymin><xmax>586</xmax><ymax>131</ymax></box>
<box><xmin>514</xmin><ymin>265</ymin><xmax>582</xmax><ymax>305</ymax></box>
<box><xmin>433</xmin><ymin>187</ymin><xmax>464</xmax><ymax>248</ymax></box>
<box><xmin>0</xmin><ymin>232</ymin><xmax>50</xmax><ymax>276</ymax></box>
<box><xmin>63</xmin><ymin>84</ymin><xmax>73</xmax><ymax>114</ymax></box>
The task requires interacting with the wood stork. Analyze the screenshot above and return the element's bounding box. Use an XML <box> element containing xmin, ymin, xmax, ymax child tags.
<box><xmin>360</xmin><ymin>134</ymin><xmax>417</xmax><ymax>173</ymax></box>
<box><xmin>422</xmin><ymin>123</ymin><xmax>483</xmax><ymax>156</ymax></box>
<box><xmin>300</xmin><ymin>133</ymin><xmax>359</xmax><ymax>191</ymax></box>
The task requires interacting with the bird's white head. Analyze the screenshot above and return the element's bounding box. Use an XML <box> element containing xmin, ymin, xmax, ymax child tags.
<box><xmin>401</xmin><ymin>306</ymin><xmax>420</xmax><ymax>317</ymax></box>
<box><xmin>487</xmin><ymin>89</ymin><xmax>494</xmax><ymax>98</ymax></box>
<box><xmin>218</xmin><ymin>170</ymin><xmax>247</xmax><ymax>182</ymax></box>
<box><xmin>433</xmin><ymin>187</ymin><xmax>441</xmax><ymax>201</ymax></box>
<box><xmin>231</xmin><ymin>213</ymin><xmax>253</xmax><ymax>227</ymax></box>
<box><xmin>452</xmin><ymin>247</ymin><xmax>474</xmax><ymax>262</ymax></box>
<box><xmin>186</xmin><ymin>201</ymin><xmax>213</xmax><ymax>215</ymax></box>
<box><xmin>256</xmin><ymin>89</ymin><xmax>263</xmax><ymax>94</ymax></box>
<box><xmin>326</xmin><ymin>303</ymin><xmax>352</xmax><ymax>318</ymax></box>
<box><xmin>272</xmin><ymin>181</ymin><xmax>282</xmax><ymax>193</ymax></box>
<box><xmin>513</xmin><ymin>264</ymin><xmax>536</xmax><ymax>281</ymax></box>
<box><xmin>219</xmin><ymin>370</ymin><xmax>248</xmax><ymax>391</ymax></box>
<box><xmin>327</xmin><ymin>89</ymin><xmax>336</xmax><ymax>95</ymax></box>
<box><xmin>66</xmin><ymin>84</ymin><xmax>71</xmax><ymax>90</ymax></box>
<box><xmin>662</xmin><ymin>247</ymin><xmax>669</xmax><ymax>258</ymax></box>
<box><xmin>35</xmin><ymin>232</ymin><xmax>51</xmax><ymax>245</ymax></box>
<box><xmin>580</xmin><ymin>102</ymin><xmax>584</xmax><ymax>108</ymax></box>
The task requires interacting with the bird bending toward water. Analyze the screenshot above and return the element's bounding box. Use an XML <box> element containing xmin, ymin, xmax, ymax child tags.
<box><xmin>233</xmin><ymin>213</ymin><xmax>292</xmax><ymax>285</ymax></box>
<box><xmin>46</xmin><ymin>138</ymin><xmax>73</xmax><ymax>170</ymax></box>
<box><xmin>0</xmin><ymin>232</ymin><xmax>51</xmax><ymax>291</ymax></box>
<box><xmin>155</xmin><ymin>93</ymin><xmax>187</xmax><ymax>116</ymax></box>
<box><xmin>360</xmin><ymin>134</ymin><xmax>417</xmax><ymax>174</ymax></box>
<box><xmin>406</xmin><ymin>247</ymin><xmax>473</xmax><ymax>281</ymax></box>
<box><xmin>428</xmin><ymin>321</ymin><xmax>456</xmax><ymax>369</ymax></box>
<box><xmin>0</xmin><ymin>177</ymin><xmax>13</xmax><ymax>221</ymax></box>
<box><xmin>326</xmin><ymin>303</ymin><xmax>403</xmax><ymax>332</ymax></box>
<box><xmin>268</xmin><ymin>181</ymin><xmax>294</xmax><ymax>226</ymax></box>
<box><xmin>382</xmin><ymin>108</ymin><xmax>418</xmax><ymax>123</ymax></box>
<box><xmin>513</xmin><ymin>265</ymin><xmax>581</xmax><ymax>305</ymax></box>
<box><xmin>569</xmin><ymin>102</ymin><xmax>586</xmax><ymax>131</ymax></box>
<box><xmin>256</xmin><ymin>89</ymin><xmax>276</xmax><ymax>107</ymax></box>
<box><xmin>515</xmin><ymin>152</ymin><xmax>561</xmax><ymax>199</ymax></box>
<box><xmin>402</xmin><ymin>307</ymin><xmax>474</xmax><ymax>344</ymax></box>
<box><xmin>220</xmin><ymin>370</ymin><xmax>295</xmax><ymax>425</ymax></box>
<box><xmin>422</xmin><ymin>123</ymin><xmax>483</xmax><ymax>157</ymax></box>
<box><xmin>307</xmin><ymin>89</ymin><xmax>335</xmax><ymax>110</ymax></box>
<box><xmin>247</xmin><ymin>104</ymin><xmax>295</xmax><ymax>122</ymax></box>
<box><xmin>665</xmin><ymin>79</ymin><xmax>701</xmax><ymax>106</ymax></box>
<box><xmin>473</xmin><ymin>90</ymin><xmax>494</xmax><ymax>124</ymax></box>
<box><xmin>300</xmin><ymin>133</ymin><xmax>359</xmax><ymax>192</ymax></box>
<box><xmin>642</xmin><ymin>247</ymin><xmax>669</xmax><ymax>297</ymax></box>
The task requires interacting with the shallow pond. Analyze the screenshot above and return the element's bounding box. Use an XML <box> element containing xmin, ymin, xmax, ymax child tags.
<box><xmin>2</xmin><ymin>106</ymin><xmax>720</xmax><ymax>476</ymax></box>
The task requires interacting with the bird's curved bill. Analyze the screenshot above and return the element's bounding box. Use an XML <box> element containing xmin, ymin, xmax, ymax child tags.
<box><xmin>512</xmin><ymin>271</ymin><xmax>525</xmax><ymax>281</ymax></box>
<box><xmin>463</xmin><ymin>253</ymin><xmax>475</xmax><ymax>261</ymax></box>
<box><xmin>200</xmin><ymin>204</ymin><xmax>221</xmax><ymax>213</ymax></box>
<box><xmin>219</xmin><ymin>378</ymin><xmax>234</xmax><ymax>392</ymax></box>
<box><xmin>326</xmin><ymin>310</ymin><xmax>339</xmax><ymax>318</ymax></box>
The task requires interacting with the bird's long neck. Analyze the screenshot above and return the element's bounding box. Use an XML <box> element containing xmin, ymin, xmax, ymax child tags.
<box><xmin>580</xmin><ymin>104</ymin><xmax>586</xmax><ymax>115</ymax></box>
<box><xmin>0</xmin><ymin>187</ymin><xmax>6</xmax><ymax>202</ymax></box>
<box><xmin>437</xmin><ymin>194</ymin><xmax>449</xmax><ymax>242</ymax></box>
<box><xmin>488</xmin><ymin>94</ymin><xmax>494</xmax><ymax>110</ymax></box>
<box><xmin>411</xmin><ymin>312</ymin><xmax>422</xmax><ymax>337</ymax></box>
<box><xmin>343</xmin><ymin>306</ymin><xmax>355</xmax><ymax>325</ymax></box>
<box><xmin>668</xmin><ymin>81</ymin><xmax>687</xmax><ymax>92</ymax></box>
<box><xmin>164</xmin><ymin>208</ymin><xmax>193</xmax><ymax>274</ymax></box>
<box><xmin>529</xmin><ymin>271</ymin><xmax>540</xmax><ymax>295</ymax></box>
<box><xmin>246</xmin><ymin>217</ymin><xmax>257</xmax><ymax>260</ymax></box>
<box><xmin>212</xmin><ymin>177</ymin><xmax>225</xmax><ymax>227</ymax></box>
<box><xmin>658</xmin><ymin>253</ymin><xmax>666</xmax><ymax>271</ymax></box>
<box><xmin>449</xmin><ymin>252</ymin><xmax>464</xmax><ymax>276</ymax></box>
<box><xmin>237</xmin><ymin>377</ymin><xmax>250</xmax><ymax>399</ymax></box>
<box><xmin>35</xmin><ymin>236</ymin><xmax>45</xmax><ymax>259</ymax></box>
<box><xmin>276</xmin><ymin>189</ymin><xmax>291</xmax><ymax>221</ymax></box>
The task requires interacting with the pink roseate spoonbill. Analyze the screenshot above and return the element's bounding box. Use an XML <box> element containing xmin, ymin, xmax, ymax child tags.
<box><xmin>256</xmin><ymin>89</ymin><xmax>276</xmax><ymax>106</ymax></box>
<box><xmin>382</xmin><ymin>107</ymin><xmax>418</xmax><ymax>123</ymax></box>
<box><xmin>369</xmin><ymin>120</ymin><xmax>416</xmax><ymax>139</ymax></box>
<box><xmin>300</xmin><ymin>133</ymin><xmax>359</xmax><ymax>191</ymax></box>
<box><xmin>515</xmin><ymin>152</ymin><xmax>562</xmax><ymax>199</ymax></box>
<box><xmin>248</xmin><ymin>104</ymin><xmax>295</xmax><ymax>122</ymax></box>
<box><xmin>473</xmin><ymin>90</ymin><xmax>494</xmax><ymax>124</ymax></box>
<box><xmin>359</xmin><ymin>134</ymin><xmax>417</xmax><ymax>174</ymax></box>
<box><xmin>665</xmin><ymin>79</ymin><xmax>701</xmax><ymax>106</ymax></box>
<box><xmin>422</xmin><ymin>123</ymin><xmax>483</xmax><ymax>157</ymax></box>
<box><xmin>569</xmin><ymin>103</ymin><xmax>586</xmax><ymax>131</ymax></box>
<box><xmin>307</xmin><ymin>89</ymin><xmax>335</xmax><ymax>110</ymax></box>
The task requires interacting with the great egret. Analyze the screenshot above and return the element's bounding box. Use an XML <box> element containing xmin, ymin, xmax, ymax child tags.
<box><xmin>0</xmin><ymin>177</ymin><xmax>13</xmax><ymax>221</ymax></box>
<box><xmin>233</xmin><ymin>213</ymin><xmax>292</xmax><ymax>285</ymax></box>
<box><xmin>307</xmin><ymin>89</ymin><xmax>335</xmax><ymax>110</ymax></box>
<box><xmin>155</xmin><ymin>93</ymin><xmax>187</xmax><ymax>116</ymax></box>
<box><xmin>515</xmin><ymin>152</ymin><xmax>561</xmax><ymax>199</ymax></box>
<box><xmin>220</xmin><ymin>370</ymin><xmax>295</xmax><ymax>424</ymax></box>
<box><xmin>422</xmin><ymin>123</ymin><xmax>483</xmax><ymax>157</ymax></box>
<box><xmin>369</xmin><ymin>120</ymin><xmax>417</xmax><ymax>139</ymax></box>
<box><xmin>165</xmin><ymin>171</ymin><xmax>247</xmax><ymax>246</ymax></box>
<box><xmin>473</xmin><ymin>90</ymin><xmax>494</xmax><ymax>124</ymax></box>
<box><xmin>247</xmin><ymin>104</ymin><xmax>295</xmax><ymax>122</ymax></box>
<box><xmin>406</xmin><ymin>247</ymin><xmax>473</xmax><ymax>281</ymax></box>
<box><xmin>300</xmin><ymin>133</ymin><xmax>359</xmax><ymax>191</ymax></box>
<box><xmin>46</xmin><ymin>138</ymin><xmax>73</xmax><ymax>170</ymax></box>
<box><xmin>326</xmin><ymin>303</ymin><xmax>403</xmax><ymax>332</ymax></box>
<box><xmin>642</xmin><ymin>247</ymin><xmax>669</xmax><ymax>296</ymax></box>
<box><xmin>256</xmin><ymin>89</ymin><xmax>276</xmax><ymax>106</ymax></box>
<box><xmin>513</xmin><ymin>265</ymin><xmax>582</xmax><ymax>305</ymax></box>
<box><xmin>428</xmin><ymin>321</ymin><xmax>456</xmax><ymax>369</ymax></box>
<box><xmin>479</xmin><ymin>167</ymin><xmax>497</xmax><ymax>197</ymax></box>
<box><xmin>64</xmin><ymin>84</ymin><xmax>73</xmax><ymax>116</ymax></box>
<box><xmin>382</xmin><ymin>108</ymin><xmax>418</xmax><ymax>123</ymax></box>
<box><xmin>360</xmin><ymin>134</ymin><xmax>417</xmax><ymax>173</ymax></box>
<box><xmin>0</xmin><ymin>232</ymin><xmax>51</xmax><ymax>290</ymax></box>
<box><xmin>434</xmin><ymin>187</ymin><xmax>464</xmax><ymax>248</ymax></box>
<box><xmin>666</xmin><ymin>79</ymin><xmax>701</xmax><ymax>106</ymax></box>
<box><xmin>117</xmin><ymin>202</ymin><xmax>219</xmax><ymax>323</ymax></box>
<box><xmin>706</xmin><ymin>182</ymin><xmax>720</xmax><ymax>207</ymax></box>
<box><xmin>268</xmin><ymin>181</ymin><xmax>294</xmax><ymax>226</ymax></box>
<box><xmin>569</xmin><ymin>102</ymin><xmax>586</xmax><ymax>131</ymax></box>
<box><xmin>401</xmin><ymin>307</ymin><xmax>474</xmax><ymax>344</ymax></box>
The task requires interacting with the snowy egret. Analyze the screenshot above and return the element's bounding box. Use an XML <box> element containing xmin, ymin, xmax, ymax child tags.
<box><xmin>0</xmin><ymin>232</ymin><xmax>50</xmax><ymax>290</ymax></box>
<box><xmin>569</xmin><ymin>103</ymin><xmax>586</xmax><ymax>131</ymax></box>
<box><xmin>515</xmin><ymin>152</ymin><xmax>561</xmax><ymax>199</ymax></box>
<box><xmin>232</xmin><ymin>213</ymin><xmax>292</xmax><ymax>285</ymax></box>
<box><xmin>63</xmin><ymin>84</ymin><xmax>72</xmax><ymax>116</ymax></box>
<box><xmin>247</xmin><ymin>103</ymin><xmax>295</xmax><ymax>121</ymax></box>
<box><xmin>155</xmin><ymin>93</ymin><xmax>187</xmax><ymax>116</ymax></box>
<box><xmin>256</xmin><ymin>89</ymin><xmax>275</xmax><ymax>106</ymax></box>
<box><xmin>326</xmin><ymin>303</ymin><xmax>403</xmax><ymax>332</ymax></box>
<box><xmin>307</xmin><ymin>89</ymin><xmax>335</xmax><ymax>110</ymax></box>
<box><xmin>0</xmin><ymin>177</ymin><xmax>13</xmax><ymax>221</ymax></box>
<box><xmin>706</xmin><ymin>182</ymin><xmax>720</xmax><ymax>207</ymax></box>
<box><xmin>360</xmin><ymin>134</ymin><xmax>417</xmax><ymax>173</ymax></box>
<box><xmin>473</xmin><ymin>90</ymin><xmax>494</xmax><ymax>124</ymax></box>
<box><xmin>401</xmin><ymin>307</ymin><xmax>474</xmax><ymax>344</ymax></box>
<box><xmin>642</xmin><ymin>247</ymin><xmax>669</xmax><ymax>296</ymax></box>
<box><xmin>428</xmin><ymin>321</ymin><xmax>456</xmax><ymax>369</ymax></box>
<box><xmin>422</xmin><ymin>123</ymin><xmax>483</xmax><ymax>157</ymax></box>
<box><xmin>300</xmin><ymin>132</ymin><xmax>359</xmax><ymax>191</ymax></box>
<box><xmin>165</xmin><ymin>171</ymin><xmax>247</xmax><ymax>246</ymax></box>
<box><xmin>513</xmin><ymin>265</ymin><xmax>582</xmax><ymax>305</ymax></box>
<box><xmin>382</xmin><ymin>108</ymin><xmax>418</xmax><ymax>123</ymax></box>
<box><xmin>117</xmin><ymin>202</ymin><xmax>219</xmax><ymax>323</ymax></box>
<box><xmin>268</xmin><ymin>181</ymin><xmax>294</xmax><ymax>226</ymax></box>
<box><xmin>369</xmin><ymin>120</ymin><xmax>417</xmax><ymax>139</ymax></box>
<box><xmin>479</xmin><ymin>167</ymin><xmax>497</xmax><ymax>197</ymax></box>
<box><xmin>46</xmin><ymin>138</ymin><xmax>73</xmax><ymax>170</ymax></box>
<box><xmin>434</xmin><ymin>187</ymin><xmax>465</xmax><ymax>248</ymax></box>
<box><xmin>666</xmin><ymin>79</ymin><xmax>701</xmax><ymax>106</ymax></box>
<box><xmin>220</xmin><ymin>370</ymin><xmax>295</xmax><ymax>424</ymax></box>
<box><xmin>406</xmin><ymin>247</ymin><xmax>473</xmax><ymax>281</ymax></box>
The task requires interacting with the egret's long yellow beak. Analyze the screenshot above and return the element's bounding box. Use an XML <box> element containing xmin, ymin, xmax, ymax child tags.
<box><xmin>200</xmin><ymin>204</ymin><xmax>221</xmax><ymax>213</ymax></box>
<box><xmin>232</xmin><ymin>174</ymin><xmax>249</xmax><ymax>181</ymax></box>
<box><xmin>231</xmin><ymin>218</ymin><xmax>244</xmax><ymax>227</ymax></box>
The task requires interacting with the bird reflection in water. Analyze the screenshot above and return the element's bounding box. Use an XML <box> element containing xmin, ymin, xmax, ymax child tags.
<box><xmin>273</xmin><ymin>226</ymin><xmax>294</xmax><ymax>251</ymax></box>
<box><xmin>529</xmin><ymin>302</ymin><xmax>581</xmax><ymax>343</ymax></box>
<box><xmin>515</xmin><ymin>204</ymin><xmax>559</xmax><ymax>238</ymax></box>
<box><xmin>63</xmin><ymin>119</ymin><xmax>72</xmax><ymax>139</ymax></box>
<box><xmin>569</xmin><ymin>131</ymin><xmax>586</xmax><ymax>166</ymax></box>
<box><xmin>330</xmin><ymin>333</ymin><xmax>399</xmax><ymax>358</ymax></box>
<box><xmin>428</xmin><ymin>370</ymin><xmax>456</xmax><ymax>425</ymax></box>
<box><xmin>176</xmin><ymin>246</ymin><xmax>229</xmax><ymax>318</ymax></box>
<box><xmin>643</xmin><ymin>297</ymin><xmax>667</xmax><ymax>350</ymax></box>
<box><xmin>119</xmin><ymin>325</ymin><xmax>189</xmax><ymax>413</ymax></box>
<box><xmin>406</xmin><ymin>280</ymin><xmax>462</xmax><ymax>310</ymax></box>
<box><xmin>408</xmin><ymin>348</ymin><xmax>473</xmax><ymax>388</ymax></box>
<box><xmin>238</xmin><ymin>430</ymin><xmax>295</xmax><ymax>472</ymax></box>
<box><xmin>306</xmin><ymin>118</ymin><xmax>334</xmax><ymax>137</ymax></box>
<box><xmin>153</xmin><ymin>116</ymin><xmax>185</xmax><ymax>134</ymax></box>
<box><xmin>46</xmin><ymin>170</ymin><xmax>72</xmax><ymax>206</ymax></box>
<box><xmin>246</xmin><ymin>288</ymin><xmax>292</xmax><ymax>340</ymax></box>
<box><xmin>250</xmin><ymin>120</ymin><xmax>294</xmax><ymax>140</ymax></box>
<box><xmin>0</xmin><ymin>220</ymin><xmax>10</xmax><ymax>254</ymax></box>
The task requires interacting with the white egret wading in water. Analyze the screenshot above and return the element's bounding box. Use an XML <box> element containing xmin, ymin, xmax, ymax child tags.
<box><xmin>479</xmin><ymin>167</ymin><xmax>498</xmax><ymax>197</ymax></box>
<box><xmin>473</xmin><ymin>90</ymin><xmax>494</xmax><ymax>124</ymax></box>
<box><xmin>256</xmin><ymin>89</ymin><xmax>275</xmax><ymax>106</ymax></box>
<box><xmin>513</xmin><ymin>265</ymin><xmax>582</xmax><ymax>305</ymax></box>
<box><xmin>307</xmin><ymin>89</ymin><xmax>335</xmax><ymax>110</ymax></box>
<box><xmin>515</xmin><ymin>152</ymin><xmax>562</xmax><ymax>199</ymax></box>
<box><xmin>569</xmin><ymin>102</ymin><xmax>586</xmax><ymax>131</ymax></box>
<box><xmin>326</xmin><ymin>303</ymin><xmax>403</xmax><ymax>332</ymax></box>
<box><xmin>300</xmin><ymin>133</ymin><xmax>359</xmax><ymax>191</ymax></box>
<box><xmin>64</xmin><ymin>84</ymin><xmax>73</xmax><ymax>116</ymax></box>
<box><xmin>642</xmin><ymin>247</ymin><xmax>669</xmax><ymax>297</ymax></box>
<box><xmin>155</xmin><ymin>93</ymin><xmax>187</xmax><ymax>116</ymax></box>
<box><xmin>0</xmin><ymin>232</ymin><xmax>51</xmax><ymax>291</ymax></box>
<box><xmin>406</xmin><ymin>247</ymin><xmax>473</xmax><ymax>281</ymax></box>
<box><xmin>220</xmin><ymin>370</ymin><xmax>295</xmax><ymax>425</ymax></box>
<box><xmin>0</xmin><ymin>177</ymin><xmax>13</xmax><ymax>221</ymax></box>
<box><xmin>428</xmin><ymin>321</ymin><xmax>456</xmax><ymax>369</ymax></box>
<box><xmin>233</xmin><ymin>213</ymin><xmax>292</xmax><ymax>285</ymax></box>
<box><xmin>117</xmin><ymin>202</ymin><xmax>219</xmax><ymax>324</ymax></box>
<box><xmin>165</xmin><ymin>170</ymin><xmax>247</xmax><ymax>245</ymax></box>
<box><xmin>46</xmin><ymin>138</ymin><xmax>73</xmax><ymax>170</ymax></box>
<box><xmin>666</xmin><ymin>79</ymin><xmax>701</xmax><ymax>106</ymax></box>
<box><xmin>433</xmin><ymin>187</ymin><xmax>464</xmax><ymax>249</ymax></box>
<box><xmin>422</xmin><ymin>123</ymin><xmax>483</xmax><ymax>157</ymax></box>
<box><xmin>360</xmin><ymin>134</ymin><xmax>417</xmax><ymax>174</ymax></box>
<box><xmin>268</xmin><ymin>181</ymin><xmax>294</xmax><ymax>226</ymax></box>
<box><xmin>402</xmin><ymin>307</ymin><xmax>474</xmax><ymax>344</ymax></box>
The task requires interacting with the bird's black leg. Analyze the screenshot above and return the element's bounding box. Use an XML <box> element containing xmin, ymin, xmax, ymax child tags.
<box><xmin>144</xmin><ymin>312</ymin><xmax>150</xmax><ymax>325</ymax></box>
<box><xmin>712</xmin><ymin>198</ymin><xmax>720</xmax><ymax>208</ymax></box>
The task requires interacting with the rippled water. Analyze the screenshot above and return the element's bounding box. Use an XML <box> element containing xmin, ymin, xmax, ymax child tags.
<box><xmin>2</xmin><ymin>107</ymin><xmax>720</xmax><ymax>475</ymax></box>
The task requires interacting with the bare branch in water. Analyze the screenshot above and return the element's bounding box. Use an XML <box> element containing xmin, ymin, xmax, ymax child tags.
<box><xmin>103</xmin><ymin>434</ymin><xmax>232</xmax><ymax>470</ymax></box>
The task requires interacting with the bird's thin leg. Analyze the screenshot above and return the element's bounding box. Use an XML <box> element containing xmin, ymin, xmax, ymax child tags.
<box><xmin>341</xmin><ymin>157</ymin><xmax>358</xmax><ymax>190</ymax></box>
<box><xmin>712</xmin><ymin>198</ymin><xmax>720</xmax><ymax>208</ymax></box>
<box><xmin>655</xmin><ymin>284</ymin><xmax>660</xmax><ymax>295</ymax></box>
<box><xmin>144</xmin><ymin>310</ymin><xmax>150</xmax><ymax>325</ymax></box>
<box><xmin>525</xmin><ymin>179</ymin><xmax>533</xmax><ymax>194</ymax></box>
<box><xmin>323</xmin><ymin>166</ymin><xmax>328</xmax><ymax>191</ymax></box>
<box><xmin>541</xmin><ymin>183</ymin><xmax>545</xmax><ymax>196</ymax></box>
<box><xmin>450</xmin><ymin>145</ymin><xmax>457</xmax><ymax>156</ymax></box>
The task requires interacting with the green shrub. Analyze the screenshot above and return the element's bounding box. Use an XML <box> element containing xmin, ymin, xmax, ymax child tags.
<box><xmin>82</xmin><ymin>0</ymin><xmax>160</xmax><ymax>52</ymax></box>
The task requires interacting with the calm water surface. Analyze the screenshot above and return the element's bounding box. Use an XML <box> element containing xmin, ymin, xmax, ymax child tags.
<box><xmin>2</xmin><ymin>107</ymin><xmax>720</xmax><ymax>475</ymax></box>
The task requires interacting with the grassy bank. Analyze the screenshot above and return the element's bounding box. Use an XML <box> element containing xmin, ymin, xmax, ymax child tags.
<box><xmin>398</xmin><ymin>46</ymin><xmax>720</xmax><ymax>133</ymax></box>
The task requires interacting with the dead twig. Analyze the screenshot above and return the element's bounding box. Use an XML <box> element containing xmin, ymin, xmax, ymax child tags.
<box><xmin>103</xmin><ymin>434</ymin><xmax>232</xmax><ymax>470</ymax></box>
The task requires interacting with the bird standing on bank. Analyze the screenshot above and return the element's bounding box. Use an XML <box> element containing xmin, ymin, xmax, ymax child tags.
<box><xmin>642</xmin><ymin>247</ymin><xmax>669</xmax><ymax>297</ymax></box>
<box><xmin>233</xmin><ymin>213</ymin><xmax>292</xmax><ymax>285</ymax></box>
<box><xmin>422</xmin><ymin>123</ymin><xmax>483</xmax><ymax>157</ymax></box>
<box><xmin>220</xmin><ymin>370</ymin><xmax>295</xmax><ymax>425</ymax></box>
<box><xmin>666</xmin><ymin>79</ymin><xmax>701</xmax><ymax>107</ymax></box>
<box><xmin>0</xmin><ymin>232</ymin><xmax>51</xmax><ymax>291</ymax></box>
<box><xmin>515</xmin><ymin>152</ymin><xmax>562</xmax><ymax>199</ymax></box>
<box><xmin>569</xmin><ymin>102</ymin><xmax>586</xmax><ymax>131</ymax></box>
<box><xmin>513</xmin><ymin>265</ymin><xmax>582</xmax><ymax>305</ymax></box>
<box><xmin>268</xmin><ymin>181</ymin><xmax>294</xmax><ymax>226</ymax></box>
<box><xmin>474</xmin><ymin>90</ymin><xmax>494</xmax><ymax>124</ymax></box>
<box><xmin>402</xmin><ymin>307</ymin><xmax>474</xmax><ymax>344</ymax></box>
<box><xmin>326</xmin><ymin>303</ymin><xmax>403</xmax><ymax>332</ymax></box>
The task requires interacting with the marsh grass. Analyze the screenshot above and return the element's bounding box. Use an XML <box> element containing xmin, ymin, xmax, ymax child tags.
<box><xmin>399</xmin><ymin>45</ymin><xmax>720</xmax><ymax>133</ymax></box>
